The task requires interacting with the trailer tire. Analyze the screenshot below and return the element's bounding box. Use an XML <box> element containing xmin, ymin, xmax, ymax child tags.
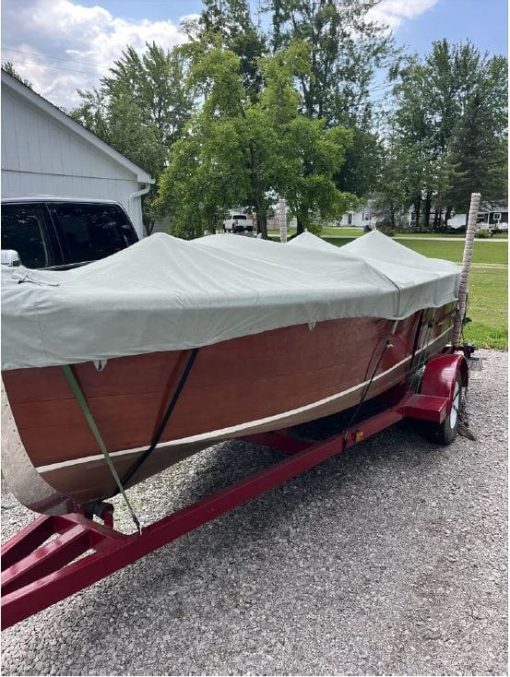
<box><xmin>420</xmin><ymin>373</ymin><xmax>463</xmax><ymax>446</ymax></box>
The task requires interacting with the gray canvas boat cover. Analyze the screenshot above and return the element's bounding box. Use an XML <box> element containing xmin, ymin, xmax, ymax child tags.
<box><xmin>1</xmin><ymin>231</ymin><xmax>461</xmax><ymax>370</ymax></box>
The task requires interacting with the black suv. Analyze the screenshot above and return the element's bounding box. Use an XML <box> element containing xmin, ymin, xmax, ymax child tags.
<box><xmin>1</xmin><ymin>198</ymin><xmax>139</xmax><ymax>269</ymax></box>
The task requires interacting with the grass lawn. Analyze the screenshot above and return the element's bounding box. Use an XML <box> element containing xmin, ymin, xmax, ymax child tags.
<box><xmin>321</xmin><ymin>227</ymin><xmax>363</xmax><ymax>237</ymax></box>
<box><xmin>319</xmin><ymin>227</ymin><xmax>510</xmax><ymax>240</ymax></box>
<box><xmin>462</xmin><ymin>267</ymin><xmax>508</xmax><ymax>350</ymax></box>
<box><xmin>391</xmin><ymin>239</ymin><xmax>508</xmax><ymax>265</ymax></box>
<box><xmin>323</xmin><ymin>237</ymin><xmax>508</xmax><ymax>265</ymax></box>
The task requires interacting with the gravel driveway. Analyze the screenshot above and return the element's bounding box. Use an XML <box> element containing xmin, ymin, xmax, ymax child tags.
<box><xmin>1</xmin><ymin>349</ymin><xmax>507</xmax><ymax>676</ymax></box>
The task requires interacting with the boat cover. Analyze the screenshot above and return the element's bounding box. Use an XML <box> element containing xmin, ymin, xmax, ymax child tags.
<box><xmin>1</xmin><ymin>231</ymin><xmax>461</xmax><ymax>370</ymax></box>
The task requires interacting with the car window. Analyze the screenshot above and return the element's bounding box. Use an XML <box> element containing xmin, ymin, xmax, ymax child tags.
<box><xmin>1</xmin><ymin>205</ymin><xmax>51</xmax><ymax>268</ymax></box>
<box><xmin>50</xmin><ymin>203</ymin><xmax>137</xmax><ymax>264</ymax></box>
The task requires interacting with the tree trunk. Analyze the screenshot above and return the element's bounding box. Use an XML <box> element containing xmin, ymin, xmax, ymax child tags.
<box><xmin>257</xmin><ymin>213</ymin><xmax>268</xmax><ymax>239</ymax></box>
<box><xmin>296</xmin><ymin>218</ymin><xmax>305</xmax><ymax>235</ymax></box>
<box><xmin>414</xmin><ymin>194</ymin><xmax>422</xmax><ymax>230</ymax></box>
<box><xmin>424</xmin><ymin>190</ymin><xmax>432</xmax><ymax>231</ymax></box>
<box><xmin>445</xmin><ymin>206</ymin><xmax>452</xmax><ymax>226</ymax></box>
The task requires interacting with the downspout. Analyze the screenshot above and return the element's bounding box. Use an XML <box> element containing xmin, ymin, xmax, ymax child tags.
<box><xmin>128</xmin><ymin>183</ymin><xmax>151</xmax><ymax>238</ymax></box>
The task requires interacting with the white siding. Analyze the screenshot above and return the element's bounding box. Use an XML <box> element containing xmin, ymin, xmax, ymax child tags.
<box><xmin>340</xmin><ymin>211</ymin><xmax>370</xmax><ymax>227</ymax></box>
<box><xmin>1</xmin><ymin>85</ymin><xmax>146</xmax><ymax>237</ymax></box>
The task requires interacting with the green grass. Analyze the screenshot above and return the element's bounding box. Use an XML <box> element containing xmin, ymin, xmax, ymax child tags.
<box><xmin>320</xmin><ymin>227</ymin><xmax>363</xmax><ymax>237</ymax></box>
<box><xmin>323</xmin><ymin>237</ymin><xmax>508</xmax><ymax>265</ymax></box>
<box><xmin>396</xmin><ymin>231</ymin><xmax>507</xmax><ymax>240</ymax></box>
<box><xmin>462</xmin><ymin>267</ymin><xmax>508</xmax><ymax>350</ymax></box>
<box><xmin>327</xmin><ymin>237</ymin><xmax>508</xmax><ymax>350</ymax></box>
<box><xmin>391</xmin><ymin>240</ymin><xmax>508</xmax><ymax>265</ymax></box>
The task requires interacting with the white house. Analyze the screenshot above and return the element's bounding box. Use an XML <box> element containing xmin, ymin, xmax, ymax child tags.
<box><xmin>1</xmin><ymin>71</ymin><xmax>154</xmax><ymax>238</ymax></box>
<box><xmin>339</xmin><ymin>199</ymin><xmax>385</xmax><ymax>228</ymax></box>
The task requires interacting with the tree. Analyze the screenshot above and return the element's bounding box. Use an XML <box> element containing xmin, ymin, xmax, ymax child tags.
<box><xmin>334</xmin><ymin>127</ymin><xmax>381</xmax><ymax>198</ymax></box>
<box><xmin>189</xmin><ymin>1</ymin><xmax>396</xmax><ymax>202</ymax></box>
<box><xmin>373</xmin><ymin>143</ymin><xmax>409</xmax><ymax>229</ymax></box>
<box><xmin>156</xmin><ymin>43</ymin><xmax>356</xmax><ymax>239</ymax></box>
<box><xmin>385</xmin><ymin>41</ymin><xmax>508</xmax><ymax>229</ymax></box>
<box><xmin>103</xmin><ymin>43</ymin><xmax>193</xmax><ymax>147</ymax></box>
<box><xmin>71</xmin><ymin>43</ymin><xmax>193</xmax><ymax>234</ymax></box>
<box><xmin>195</xmin><ymin>0</ymin><xmax>267</xmax><ymax>99</ymax></box>
<box><xmin>445</xmin><ymin>87</ymin><xmax>507</xmax><ymax>216</ymax></box>
<box><xmin>269</xmin><ymin>0</ymin><xmax>396</xmax><ymax>128</ymax></box>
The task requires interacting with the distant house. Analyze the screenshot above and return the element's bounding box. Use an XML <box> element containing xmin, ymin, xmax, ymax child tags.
<box><xmin>440</xmin><ymin>202</ymin><xmax>508</xmax><ymax>230</ymax></box>
<box><xmin>476</xmin><ymin>203</ymin><xmax>508</xmax><ymax>230</ymax></box>
<box><xmin>339</xmin><ymin>199</ymin><xmax>410</xmax><ymax>228</ymax></box>
<box><xmin>1</xmin><ymin>70</ymin><xmax>154</xmax><ymax>238</ymax></box>
<box><xmin>339</xmin><ymin>201</ymin><xmax>376</xmax><ymax>228</ymax></box>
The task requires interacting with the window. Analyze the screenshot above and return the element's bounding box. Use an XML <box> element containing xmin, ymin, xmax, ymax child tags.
<box><xmin>1</xmin><ymin>205</ymin><xmax>51</xmax><ymax>268</ymax></box>
<box><xmin>50</xmin><ymin>203</ymin><xmax>137</xmax><ymax>264</ymax></box>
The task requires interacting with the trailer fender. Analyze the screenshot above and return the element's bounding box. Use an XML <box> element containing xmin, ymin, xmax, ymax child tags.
<box><xmin>421</xmin><ymin>353</ymin><xmax>468</xmax><ymax>404</ymax></box>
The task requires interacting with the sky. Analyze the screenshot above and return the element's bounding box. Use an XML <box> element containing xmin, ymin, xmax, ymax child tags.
<box><xmin>2</xmin><ymin>0</ymin><xmax>507</xmax><ymax>110</ymax></box>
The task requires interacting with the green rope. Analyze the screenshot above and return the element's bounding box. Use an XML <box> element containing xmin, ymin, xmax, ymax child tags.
<box><xmin>61</xmin><ymin>365</ymin><xmax>141</xmax><ymax>533</ymax></box>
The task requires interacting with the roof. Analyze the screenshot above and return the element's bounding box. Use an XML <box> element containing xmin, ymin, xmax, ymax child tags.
<box><xmin>1</xmin><ymin>70</ymin><xmax>154</xmax><ymax>185</ymax></box>
<box><xmin>2</xmin><ymin>196</ymin><xmax>121</xmax><ymax>205</ymax></box>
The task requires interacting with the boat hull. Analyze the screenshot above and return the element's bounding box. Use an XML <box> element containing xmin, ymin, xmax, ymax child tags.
<box><xmin>2</xmin><ymin>304</ymin><xmax>455</xmax><ymax>513</ymax></box>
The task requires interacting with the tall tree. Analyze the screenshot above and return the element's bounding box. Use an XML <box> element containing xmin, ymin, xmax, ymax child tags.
<box><xmin>188</xmin><ymin>0</ymin><xmax>267</xmax><ymax>98</ymax></box>
<box><xmin>72</xmin><ymin>42</ymin><xmax>193</xmax><ymax>233</ymax></box>
<box><xmin>103</xmin><ymin>43</ymin><xmax>193</xmax><ymax>147</ymax></box>
<box><xmin>387</xmin><ymin>41</ymin><xmax>507</xmax><ymax>229</ymax></box>
<box><xmin>157</xmin><ymin>43</ymin><xmax>356</xmax><ymax>239</ymax></box>
<box><xmin>269</xmin><ymin>0</ymin><xmax>396</xmax><ymax>128</ymax></box>
<box><xmin>445</xmin><ymin>87</ymin><xmax>507</xmax><ymax>215</ymax></box>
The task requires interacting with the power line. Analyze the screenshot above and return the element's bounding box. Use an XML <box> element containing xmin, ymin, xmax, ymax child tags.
<box><xmin>3</xmin><ymin>45</ymin><xmax>101</xmax><ymax>68</ymax></box>
<box><xmin>1</xmin><ymin>55</ymin><xmax>99</xmax><ymax>77</ymax></box>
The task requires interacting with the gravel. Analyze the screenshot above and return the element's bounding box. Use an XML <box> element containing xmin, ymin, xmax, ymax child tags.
<box><xmin>1</xmin><ymin>348</ymin><xmax>507</xmax><ymax>676</ymax></box>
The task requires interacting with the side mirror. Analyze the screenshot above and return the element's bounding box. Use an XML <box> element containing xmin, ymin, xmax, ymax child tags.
<box><xmin>1</xmin><ymin>250</ymin><xmax>22</xmax><ymax>267</ymax></box>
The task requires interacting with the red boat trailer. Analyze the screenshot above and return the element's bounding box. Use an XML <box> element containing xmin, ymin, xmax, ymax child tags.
<box><xmin>1</xmin><ymin>352</ymin><xmax>469</xmax><ymax>630</ymax></box>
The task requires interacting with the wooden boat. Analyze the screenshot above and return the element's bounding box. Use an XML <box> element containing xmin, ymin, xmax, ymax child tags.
<box><xmin>1</xmin><ymin>232</ymin><xmax>461</xmax><ymax>515</ymax></box>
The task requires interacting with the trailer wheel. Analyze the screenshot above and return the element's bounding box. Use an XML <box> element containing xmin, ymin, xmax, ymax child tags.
<box><xmin>421</xmin><ymin>373</ymin><xmax>463</xmax><ymax>446</ymax></box>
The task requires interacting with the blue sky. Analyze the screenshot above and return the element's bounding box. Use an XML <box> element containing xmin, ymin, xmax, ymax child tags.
<box><xmin>2</xmin><ymin>0</ymin><xmax>507</xmax><ymax>108</ymax></box>
<box><xmin>395</xmin><ymin>0</ymin><xmax>507</xmax><ymax>57</ymax></box>
<box><xmin>74</xmin><ymin>0</ymin><xmax>508</xmax><ymax>56</ymax></box>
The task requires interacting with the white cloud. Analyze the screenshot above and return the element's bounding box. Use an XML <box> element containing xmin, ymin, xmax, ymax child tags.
<box><xmin>368</xmin><ymin>0</ymin><xmax>440</xmax><ymax>30</ymax></box>
<box><xmin>1</xmin><ymin>0</ymin><xmax>188</xmax><ymax>109</ymax></box>
<box><xmin>2</xmin><ymin>0</ymin><xmax>441</xmax><ymax>109</ymax></box>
